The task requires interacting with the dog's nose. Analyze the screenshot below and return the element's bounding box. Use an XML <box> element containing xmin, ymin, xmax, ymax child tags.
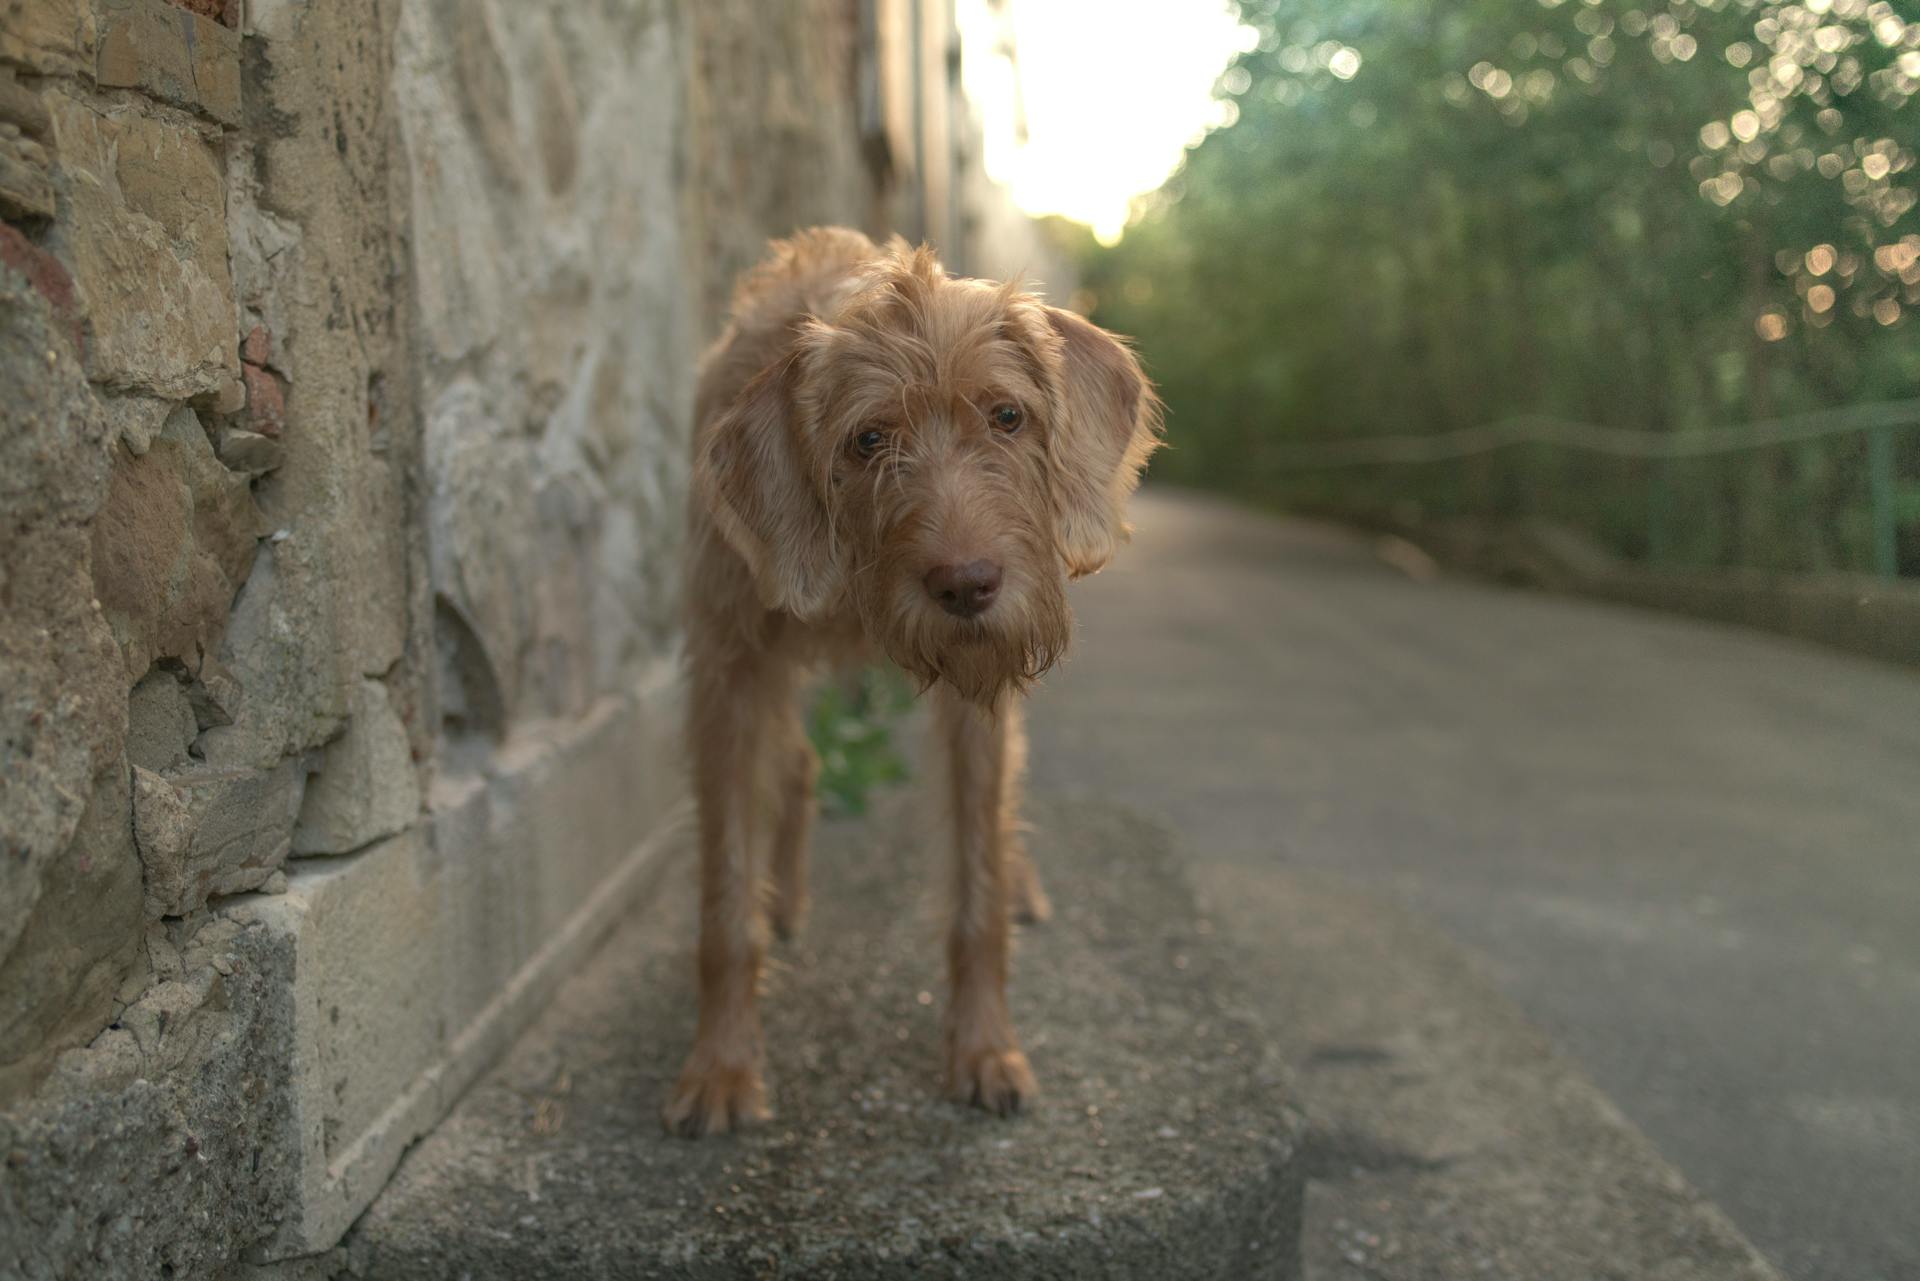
<box><xmin>923</xmin><ymin>560</ymin><xmax>1003</xmax><ymax>618</ymax></box>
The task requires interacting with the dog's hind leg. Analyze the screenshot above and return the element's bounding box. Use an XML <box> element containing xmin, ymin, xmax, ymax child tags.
<box><xmin>999</xmin><ymin>699</ymin><xmax>1052</xmax><ymax>925</ymax></box>
<box><xmin>768</xmin><ymin>703</ymin><xmax>819</xmax><ymax>940</ymax></box>
<box><xmin>663</xmin><ymin>644</ymin><xmax>793</xmax><ymax>1137</ymax></box>
<box><xmin>934</xmin><ymin>685</ymin><xmax>1038</xmax><ymax>1116</ymax></box>
<box><xmin>1007</xmin><ymin>840</ymin><xmax>1051</xmax><ymax>925</ymax></box>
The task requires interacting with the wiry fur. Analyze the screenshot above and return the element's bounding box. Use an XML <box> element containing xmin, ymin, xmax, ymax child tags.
<box><xmin>666</xmin><ymin>228</ymin><xmax>1160</xmax><ymax>1137</ymax></box>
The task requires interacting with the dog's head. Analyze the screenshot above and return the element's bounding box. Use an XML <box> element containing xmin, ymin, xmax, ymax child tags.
<box><xmin>696</xmin><ymin>241</ymin><xmax>1161</xmax><ymax>703</ymax></box>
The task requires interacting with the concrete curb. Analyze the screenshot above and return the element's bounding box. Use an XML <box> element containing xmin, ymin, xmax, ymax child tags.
<box><xmin>341</xmin><ymin>796</ymin><xmax>1305</xmax><ymax>1279</ymax></box>
<box><xmin>228</xmin><ymin>670</ymin><xmax>690</xmax><ymax>1258</ymax></box>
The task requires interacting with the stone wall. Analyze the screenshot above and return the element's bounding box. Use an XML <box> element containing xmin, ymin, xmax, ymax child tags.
<box><xmin>0</xmin><ymin>0</ymin><xmax>1036</xmax><ymax>1275</ymax></box>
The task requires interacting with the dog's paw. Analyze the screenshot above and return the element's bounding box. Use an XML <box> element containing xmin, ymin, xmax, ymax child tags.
<box><xmin>1008</xmin><ymin>846</ymin><xmax>1052</xmax><ymax>925</ymax></box>
<box><xmin>1011</xmin><ymin>879</ymin><xmax>1052</xmax><ymax>925</ymax></box>
<box><xmin>770</xmin><ymin>889</ymin><xmax>809</xmax><ymax>941</ymax></box>
<box><xmin>948</xmin><ymin>1043</ymin><xmax>1037</xmax><ymax>1117</ymax></box>
<box><xmin>661</xmin><ymin>1060</ymin><xmax>769</xmax><ymax>1138</ymax></box>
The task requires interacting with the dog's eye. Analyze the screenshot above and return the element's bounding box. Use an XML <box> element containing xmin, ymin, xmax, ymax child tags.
<box><xmin>852</xmin><ymin>427</ymin><xmax>887</xmax><ymax>459</ymax></box>
<box><xmin>990</xmin><ymin>404</ymin><xmax>1023</xmax><ymax>433</ymax></box>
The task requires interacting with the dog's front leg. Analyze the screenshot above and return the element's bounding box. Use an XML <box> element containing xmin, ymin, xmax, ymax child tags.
<box><xmin>663</xmin><ymin>651</ymin><xmax>785</xmax><ymax>1137</ymax></box>
<box><xmin>934</xmin><ymin>685</ymin><xmax>1037</xmax><ymax>1115</ymax></box>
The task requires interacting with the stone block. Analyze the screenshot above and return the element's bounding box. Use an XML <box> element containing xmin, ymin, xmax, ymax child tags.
<box><xmin>432</xmin><ymin>678</ymin><xmax>688</xmax><ymax>1036</ymax></box>
<box><xmin>0</xmin><ymin>67</ymin><xmax>51</xmax><ymax>134</ymax></box>
<box><xmin>219</xmin><ymin>0</ymin><xmax>414</xmax><ymax>721</ymax></box>
<box><xmin>242</xmin><ymin>830</ymin><xmax>449</xmax><ymax>1253</ymax></box>
<box><xmin>132</xmin><ymin>757</ymin><xmax>306</xmax><ymax>917</ymax></box>
<box><xmin>0</xmin><ymin>261</ymin><xmax>127</xmax><ymax>1092</ymax></box>
<box><xmin>168</xmin><ymin>0</ymin><xmax>234</xmax><ymax>24</ymax></box>
<box><xmin>447</xmin><ymin>1</ymin><xmax>520</xmax><ymax>192</ymax></box>
<box><xmin>423</xmin><ymin>378</ymin><xmax>540</xmax><ymax>727</ymax></box>
<box><xmin>0</xmin><ymin>770</ymin><xmax>145</xmax><ymax>1106</ymax></box>
<box><xmin>392</xmin><ymin>0</ymin><xmax>694</xmax><ymax>717</ymax></box>
<box><xmin>46</xmin><ymin>92</ymin><xmax>240</xmax><ymax>398</ymax></box>
<box><xmin>0</xmin><ymin>122</ymin><xmax>52</xmax><ymax>220</ymax></box>
<box><xmin>96</xmin><ymin>389</ymin><xmax>171</xmax><ymax>456</ymax></box>
<box><xmin>0</xmin><ymin>918</ymin><xmax>300</xmax><ymax>1280</ymax></box>
<box><xmin>215</xmin><ymin>425</ymin><xmax>286</xmax><ymax>474</ymax></box>
<box><xmin>242</xmin><ymin>322</ymin><xmax>271</xmax><ymax>365</ymax></box>
<box><xmin>0</xmin><ymin>224</ymin><xmax>82</xmax><ymax>351</ymax></box>
<box><xmin>292</xmin><ymin>679</ymin><xmax>421</xmax><ymax>856</ymax></box>
<box><xmin>204</xmin><ymin>375</ymin><xmax>247</xmax><ymax>414</ymax></box>
<box><xmin>242</xmin><ymin>360</ymin><xmax>285</xmax><ymax>436</ymax></box>
<box><xmin>192</xmin><ymin>545</ymin><xmax>353</xmax><ymax>773</ymax></box>
<box><xmin>186</xmin><ymin>654</ymin><xmax>243</xmax><ymax>731</ymax></box>
<box><xmin>534</xmin><ymin>29</ymin><xmax>578</xmax><ymax>197</ymax></box>
<box><xmin>0</xmin><ymin>522</ymin><xmax>118</xmax><ymax>973</ymax></box>
<box><xmin>91</xmin><ymin>408</ymin><xmax>261</xmax><ymax>681</ymax></box>
<box><xmin>125</xmin><ymin>666</ymin><xmax>198</xmax><ymax>772</ymax></box>
<box><xmin>95</xmin><ymin>0</ymin><xmax>242</xmax><ymax>126</ymax></box>
<box><xmin>228</xmin><ymin>670</ymin><xmax>687</xmax><ymax>1258</ymax></box>
<box><xmin>0</xmin><ymin>0</ymin><xmax>96</xmax><ymax>74</ymax></box>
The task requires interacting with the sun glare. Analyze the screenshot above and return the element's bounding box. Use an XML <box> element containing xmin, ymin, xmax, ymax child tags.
<box><xmin>959</xmin><ymin>0</ymin><xmax>1253</xmax><ymax>245</ymax></box>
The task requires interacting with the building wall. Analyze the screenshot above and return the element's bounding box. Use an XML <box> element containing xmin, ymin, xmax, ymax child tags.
<box><xmin>0</xmin><ymin>0</ymin><xmax>1003</xmax><ymax>1274</ymax></box>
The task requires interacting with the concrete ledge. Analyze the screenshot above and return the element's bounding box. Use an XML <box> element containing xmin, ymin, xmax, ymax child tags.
<box><xmin>345</xmin><ymin>796</ymin><xmax>1304</xmax><ymax>1279</ymax></box>
<box><xmin>231</xmin><ymin>668</ymin><xmax>689</xmax><ymax>1259</ymax></box>
<box><xmin>0</xmin><ymin>921</ymin><xmax>300</xmax><ymax>1281</ymax></box>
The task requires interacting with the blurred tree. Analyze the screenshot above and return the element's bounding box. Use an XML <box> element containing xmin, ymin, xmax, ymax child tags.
<box><xmin>1087</xmin><ymin>0</ymin><xmax>1920</xmax><ymax>573</ymax></box>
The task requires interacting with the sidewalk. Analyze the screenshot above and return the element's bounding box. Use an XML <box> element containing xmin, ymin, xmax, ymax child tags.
<box><xmin>271</xmin><ymin>789</ymin><xmax>1795</xmax><ymax>1280</ymax></box>
<box><xmin>334</xmin><ymin>797</ymin><xmax>1303</xmax><ymax>1279</ymax></box>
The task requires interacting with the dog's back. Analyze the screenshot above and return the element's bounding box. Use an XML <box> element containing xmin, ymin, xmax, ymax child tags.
<box><xmin>693</xmin><ymin>227</ymin><xmax>877</xmax><ymax>434</ymax></box>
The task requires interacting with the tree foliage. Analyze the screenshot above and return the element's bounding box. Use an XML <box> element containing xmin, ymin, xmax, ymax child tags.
<box><xmin>1088</xmin><ymin>0</ymin><xmax>1920</xmax><ymax>573</ymax></box>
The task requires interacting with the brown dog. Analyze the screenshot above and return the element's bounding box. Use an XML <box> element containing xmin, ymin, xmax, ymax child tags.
<box><xmin>665</xmin><ymin>227</ymin><xmax>1159</xmax><ymax>1136</ymax></box>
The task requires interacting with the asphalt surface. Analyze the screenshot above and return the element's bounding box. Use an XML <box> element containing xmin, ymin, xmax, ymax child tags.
<box><xmin>1200</xmin><ymin>860</ymin><xmax>1783</xmax><ymax>1281</ymax></box>
<box><xmin>1025</xmin><ymin>487</ymin><xmax>1920</xmax><ymax>1281</ymax></box>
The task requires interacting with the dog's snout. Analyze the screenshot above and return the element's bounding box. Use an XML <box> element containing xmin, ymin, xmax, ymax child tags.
<box><xmin>923</xmin><ymin>560</ymin><xmax>1003</xmax><ymax>618</ymax></box>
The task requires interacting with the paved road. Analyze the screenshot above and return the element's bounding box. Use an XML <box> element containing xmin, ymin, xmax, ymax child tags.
<box><xmin>1025</xmin><ymin>488</ymin><xmax>1920</xmax><ymax>1281</ymax></box>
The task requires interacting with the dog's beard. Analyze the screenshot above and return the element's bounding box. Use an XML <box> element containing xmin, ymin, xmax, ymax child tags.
<box><xmin>856</xmin><ymin>560</ymin><xmax>1072</xmax><ymax>706</ymax></box>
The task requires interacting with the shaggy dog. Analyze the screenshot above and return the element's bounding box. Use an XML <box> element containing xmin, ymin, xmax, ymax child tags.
<box><xmin>666</xmin><ymin>227</ymin><xmax>1159</xmax><ymax>1136</ymax></box>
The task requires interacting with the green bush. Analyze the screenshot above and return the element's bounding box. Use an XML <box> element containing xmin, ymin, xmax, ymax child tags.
<box><xmin>1087</xmin><ymin>0</ymin><xmax>1920</xmax><ymax>574</ymax></box>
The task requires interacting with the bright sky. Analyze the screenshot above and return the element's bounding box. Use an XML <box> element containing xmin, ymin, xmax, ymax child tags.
<box><xmin>958</xmin><ymin>0</ymin><xmax>1254</xmax><ymax>244</ymax></box>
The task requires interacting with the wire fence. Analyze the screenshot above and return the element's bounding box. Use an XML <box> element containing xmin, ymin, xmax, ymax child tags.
<box><xmin>1253</xmin><ymin>399</ymin><xmax>1920</xmax><ymax>580</ymax></box>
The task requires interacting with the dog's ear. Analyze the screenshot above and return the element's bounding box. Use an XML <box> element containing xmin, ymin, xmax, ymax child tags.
<box><xmin>1039</xmin><ymin>306</ymin><xmax>1162</xmax><ymax>578</ymax></box>
<box><xmin>693</xmin><ymin>359</ymin><xmax>841</xmax><ymax>617</ymax></box>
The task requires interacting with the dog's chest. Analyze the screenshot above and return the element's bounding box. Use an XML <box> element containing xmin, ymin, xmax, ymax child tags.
<box><xmin>772</xmin><ymin>605</ymin><xmax>876</xmax><ymax>671</ymax></box>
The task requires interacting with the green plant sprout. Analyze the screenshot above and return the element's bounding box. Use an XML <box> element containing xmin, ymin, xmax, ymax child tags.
<box><xmin>805</xmin><ymin>665</ymin><xmax>917</xmax><ymax>816</ymax></box>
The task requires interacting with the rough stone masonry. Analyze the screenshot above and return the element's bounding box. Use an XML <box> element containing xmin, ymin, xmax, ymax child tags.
<box><xmin>0</xmin><ymin>0</ymin><xmax>1000</xmax><ymax>1275</ymax></box>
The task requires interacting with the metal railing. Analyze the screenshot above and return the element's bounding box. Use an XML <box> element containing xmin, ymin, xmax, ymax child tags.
<box><xmin>1255</xmin><ymin>399</ymin><xmax>1920</xmax><ymax>579</ymax></box>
